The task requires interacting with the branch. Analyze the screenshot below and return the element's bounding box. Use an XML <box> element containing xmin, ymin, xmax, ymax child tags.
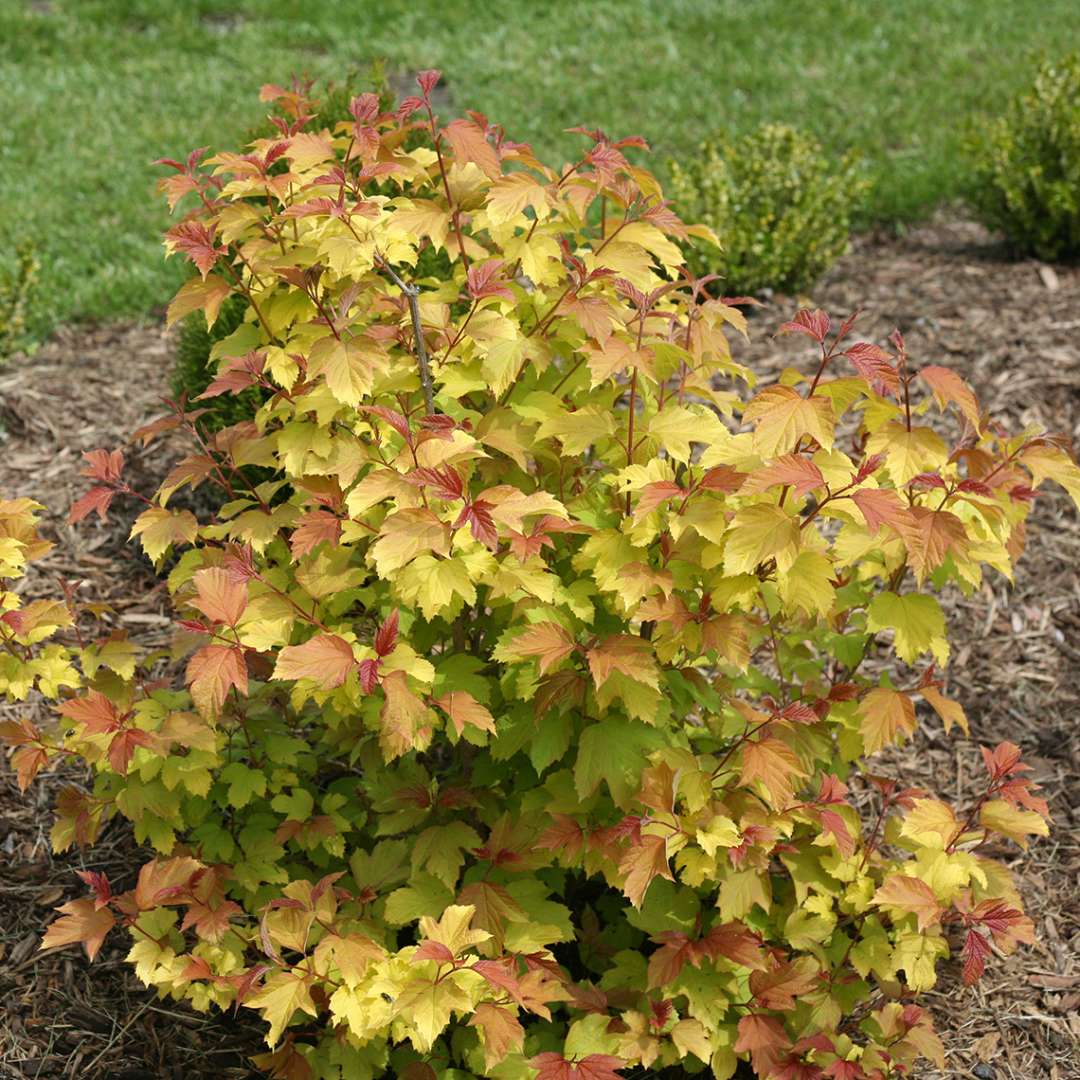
<box><xmin>377</xmin><ymin>254</ymin><xmax>435</xmax><ymax>414</ymax></box>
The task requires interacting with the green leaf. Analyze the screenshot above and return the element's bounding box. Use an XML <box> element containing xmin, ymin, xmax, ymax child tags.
<box><xmin>574</xmin><ymin>717</ymin><xmax>667</xmax><ymax>808</ymax></box>
<box><xmin>220</xmin><ymin>762</ymin><xmax>267</xmax><ymax>809</ymax></box>
<box><xmin>384</xmin><ymin>873</ymin><xmax>456</xmax><ymax>925</ymax></box>
<box><xmin>867</xmin><ymin>591</ymin><xmax>949</xmax><ymax>665</ymax></box>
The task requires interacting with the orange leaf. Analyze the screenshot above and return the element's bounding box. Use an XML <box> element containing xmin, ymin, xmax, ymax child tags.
<box><xmin>739</xmin><ymin>737</ymin><xmax>807</xmax><ymax>808</ymax></box>
<box><xmin>586</xmin><ymin>635</ymin><xmax>660</xmax><ymax>690</ymax></box>
<box><xmin>379</xmin><ymin>669</ymin><xmax>432</xmax><ymax>760</ymax></box>
<box><xmin>901</xmin><ymin>506</ymin><xmax>969</xmax><ymax>584</ymax></box>
<box><xmin>850</xmin><ymin>487</ymin><xmax>913</xmax><ymax>536</ymax></box>
<box><xmin>273</xmin><ymin>634</ymin><xmax>357</xmax><ymax>690</ymax></box>
<box><xmin>858</xmin><ymin>687</ymin><xmax>916</xmax><ymax>753</ymax></box>
<box><xmin>740</xmin><ymin>454</ymin><xmax>825</xmax><ymax>499</ymax></box>
<box><xmin>872</xmin><ymin>874</ymin><xmax>943</xmax><ymax>931</ymax></box>
<box><xmin>919</xmin><ymin>365</ymin><xmax>981</xmax><ymax>431</ymax></box>
<box><xmin>433</xmin><ymin>691</ymin><xmax>496</xmax><ymax>736</ymax></box>
<box><xmin>187</xmin><ymin>644</ymin><xmax>248</xmax><ymax>717</ymax></box>
<box><xmin>506</xmin><ymin>622</ymin><xmax>577</xmax><ymax>674</ymax></box>
<box><xmin>134</xmin><ymin>856</ymin><xmax>203</xmax><ymax>909</ymax></box>
<box><xmin>618</xmin><ymin>833</ymin><xmax>674</xmax><ymax>908</ymax></box>
<box><xmin>749</xmin><ymin>956</ymin><xmax>819</xmax><ymax>1010</ymax></box>
<box><xmin>920</xmin><ymin>685</ymin><xmax>968</xmax><ymax>735</ymax></box>
<box><xmin>468</xmin><ymin>1003</ymin><xmax>525</xmax><ymax>1069</ymax></box>
<box><xmin>733</xmin><ymin>1013</ymin><xmax>792</xmax><ymax>1077</ymax></box>
<box><xmin>41</xmin><ymin>898</ymin><xmax>116</xmax><ymax>961</ymax></box>
<box><xmin>442</xmin><ymin>117</ymin><xmax>501</xmax><ymax>179</ymax></box>
<box><xmin>528</xmin><ymin>1053</ymin><xmax>625</xmax><ymax>1080</ymax></box>
<box><xmin>191</xmin><ymin>567</ymin><xmax>248</xmax><ymax>627</ymax></box>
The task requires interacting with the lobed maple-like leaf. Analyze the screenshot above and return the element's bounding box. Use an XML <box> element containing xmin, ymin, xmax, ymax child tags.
<box><xmin>41</xmin><ymin>898</ymin><xmax>116</xmax><ymax>961</ymax></box>
<box><xmin>273</xmin><ymin>634</ymin><xmax>356</xmax><ymax>690</ymax></box>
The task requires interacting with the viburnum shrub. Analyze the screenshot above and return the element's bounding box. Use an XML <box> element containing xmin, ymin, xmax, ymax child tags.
<box><xmin>4</xmin><ymin>70</ymin><xmax>1080</xmax><ymax>1080</ymax></box>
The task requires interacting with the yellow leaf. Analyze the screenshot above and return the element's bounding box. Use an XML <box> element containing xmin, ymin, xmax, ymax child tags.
<box><xmin>979</xmin><ymin>799</ymin><xmax>1050</xmax><ymax>848</ymax></box>
<box><xmin>696</xmin><ymin>814</ymin><xmax>740</xmax><ymax>857</ymax></box>
<box><xmin>309</xmin><ymin>335</ymin><xmax>379</xmax><ymax>407</ymax></box>
<box><xmin>646</xmin><ymin>405</ymin><xmax>706</xmax><ymax>464</ymax></box>
<box><xmin>722</xmin><ymin>504</ymin><xmax>799</xmax><ymax>576</ymax></box>
<box><xmin>858</xmin><ymin>687</ymin><xmax>916</xmax><ymax>753</ymax></box>
<box><xmin>394</xmin><ymin>554</ymin><xmax>477</xmax><ymax>620</ymax></box>
<box><xmin>742</xmin><ymin>385</ymin><xmax>835</xmax><ymax>457</ymax></box>
<box><xmin>777</xmin><ymin>550</ymin><xmax>835</xmax><ymax>617</ymax></box>
<box><xmin>129</xmin><ymin>508</ymin><xmax>198</xmax><ymax>563</ymax></box>
<box><xmin>243</xmin><ymin>970</ymin><xmax>317</xmax><ymax>1046</ymax></box>
<box><xmin>899</xmin><ymin>798</ymin><xmax>960</xmax><ymax>849</ymax></box>
<box><xmin>865</xmin><ymin>422</ymin><xmax>947</xmax><ymax>486</ymax></box>
<box><xmin>417</xmin><ymin>903</ymin><xmax>492</xmax><ymax>957</ymax></box>
<box><xmin>393</xmin><ymin>975</ymin><xmax>474</xmax><ymax>1053</ymax></box>
<box><xmin>485</xmin><ymin>171</ymin><xmax>550</xmax><ymax>226</ymax></box>
<box><xmin>369</xmin><ymin>509</ymin><xmax>451</xmax><ymax>577</ymax></box>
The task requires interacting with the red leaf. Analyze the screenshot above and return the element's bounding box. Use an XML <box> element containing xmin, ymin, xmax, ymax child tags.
<box><xmin>59</xmin><ymin>690</ymin><xmax>120</xmax><ymax>735</ymax></box>
<box><xmin>961</xmin><ymin>928</ymin><xmax>992</xmax><ymax>985</ymax></box>
<box><xmin>741</xmin><ymin>455</ymin><xmax>824</xmax><ymax>500</ymax></box>
<box><xmin>374</xmin><ymin>610</ymin><xmax>400</xmax><ymax>658</ymax></box>
<box><xmin>845</xmin><ymin>342</ymin><xmax>899</xmax><ymax>396</ymax></box>
<box><xmin>80</xmin><ymin>448</ymin><xmax>125</xmax><ymax>484</ymax></box>
<box><xmin>69</xmin><ymin>486</ymin><xmax>116</xmax><ymax>524</ymax></box>
<box><xmin>411</xmin><ymin>465</ymin><xmax>464</xmax><ymax>500</ymax></box>
<box><xmin>416</xmin><ymin>69</ymin><xmax>442</xmax><ymax>97</ymax></box>
<box><xmin>529</xmin><ymin>1052</ymin><xmax>625</xmax><ymax>1080</ymax></box>
<box><xmin>778</xmin><ymin>308</ymin><xmax>830</xmax><ymax>343</ymax></box>
<box><xmin>455</xmin><ymin>499</ymin><xmax>499</xmax><ymax>549</ymax></box>
<box><xmin>414</xmin><ymin>940</ymin><xmax>456</xmax><ymax>964</ymax></box>
<box><xmin>75</xmin><ymin>870</ymin><xmax>113</xmax><ymax>909</ymax></box>
<box><xmin>290</xmin><ymin>510</ymin><xmax>343</xmax><ymax>559</ymax></box>
<box><xmin>467</xmin><ymin>258</ymin><xmax>514</xmax><ymax>302</ymax></box>
<box><xmin>107</xmin><ymin>728</ymin><xmax>154</xmax><ymax>773</ymax></box>
<box><xmin>167</xmin><ymin>221</ymin><xmax>226</xmax><ymax>279</ymax></box>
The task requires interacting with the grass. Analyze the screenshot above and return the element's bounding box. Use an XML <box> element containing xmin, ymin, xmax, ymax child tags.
<box><xmin>1</xmin><ymin>0</ymin><xmax>1077</xmax><ymax>350</ymax></box>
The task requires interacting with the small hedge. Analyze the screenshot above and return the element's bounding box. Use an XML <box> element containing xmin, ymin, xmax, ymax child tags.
<box><xmin>968</xmin><ymin>53</ymin><xmax>1080</xmax><ymax>261</ymax></box>
<box><xmin>669</xmin><ymin>124</ymin><xmax>868</xmax><ymax>297</ymax></box>
<box><xmin>0</xmin><ymin>243</ymin><xmax>39</xmax><ymax>360</ymax></box>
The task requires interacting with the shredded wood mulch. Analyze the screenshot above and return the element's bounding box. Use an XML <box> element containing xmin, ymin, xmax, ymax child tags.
<box><xmin>0</xmin><ymin>218</ymin><xmax>1077</xmax><ymax>1079</ymax></box>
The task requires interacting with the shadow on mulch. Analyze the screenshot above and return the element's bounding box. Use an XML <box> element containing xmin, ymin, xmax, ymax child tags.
<box><xmin>0</xmin><ymin>219</ymin><xmax>1078</xmax><ymax>1078</ymax></box>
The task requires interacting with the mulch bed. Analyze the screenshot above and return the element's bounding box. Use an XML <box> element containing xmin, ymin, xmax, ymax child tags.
<box><xmin>0</xmin><ymin>219</ymin><xmax>1077</xmax><ymax>1078</ymax></box>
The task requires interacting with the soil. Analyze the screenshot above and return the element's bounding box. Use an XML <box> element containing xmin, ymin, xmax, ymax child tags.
<box><xmin>0</xmin><ymin>218</ymin><xmax>1077</xmax><ymax>1078</ymax></box>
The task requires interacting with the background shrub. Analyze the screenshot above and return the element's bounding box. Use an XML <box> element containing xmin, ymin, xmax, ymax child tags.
<box><xmin>0</xmin><ymin>243</ymin><xmax>39</xmax><ymax>360</ymax></box>
<box><xmin>968</xmin><ymin>53</ymin><xmax>1080</xmax><ymax>261</ymax></box>
<box><xmin>669</xmin><ymin>123</ymin><xmax>868</xmax><ymax>296</ymax></box>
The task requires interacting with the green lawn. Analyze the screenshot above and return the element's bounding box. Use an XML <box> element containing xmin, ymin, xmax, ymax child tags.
<box><xmin>1</xmin><ymin>0</ymin><xmax>1077</xmax><ymax>350</ymax></box>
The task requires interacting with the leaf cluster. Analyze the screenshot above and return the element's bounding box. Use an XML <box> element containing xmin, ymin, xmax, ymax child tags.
<box><xmin>3</xmin><ymin>71</ymin><xmax>1079</xmax><ymax>1080</ymax></box>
